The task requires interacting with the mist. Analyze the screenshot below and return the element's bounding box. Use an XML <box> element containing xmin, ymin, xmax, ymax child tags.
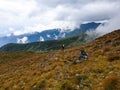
<box><xmin>96</xmin><ymin>13</ymin><xmax>120</xmax><ymax>36</ymax></box>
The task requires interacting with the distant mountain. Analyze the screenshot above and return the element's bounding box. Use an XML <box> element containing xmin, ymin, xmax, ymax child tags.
<box><xmin>65</xmin><ymin>22</ymin><xmax>101</xmax><ymax>37</ymax></box>
<box><xmin>0</xmin><ymin>34</ymin><xmax>88</xmax><ymax>52</ymax></box>
<box><xmin>0</xmin><ymin>22</ymin><xmax>101</xmax><ymax>47</ymax></box>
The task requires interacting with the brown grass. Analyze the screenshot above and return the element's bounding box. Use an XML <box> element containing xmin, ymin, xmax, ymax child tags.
<box><xmin>107</xmin><ymin>52</ymin><xmax>120</xmax><ymax>62</ymax></box>
<box><xmin>103</xmin><ymin>75</ymin><xmax>120</xmax><ymax>90</ymax></box>
<box><xmin>0</xmin><ymin>29</ymin><xmax>120</xmax><ymax>89</ymax></box>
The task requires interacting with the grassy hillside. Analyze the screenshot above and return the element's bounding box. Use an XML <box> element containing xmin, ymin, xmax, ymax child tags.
<box><xmin>0</xmin><ymin>34</ymin><xmax>88</xmax><ymax>52</ymax></box>
<box><xmin>0</xmin><ymin>29</ymin><xmax>120</xmax><ymax>90</ymax></box>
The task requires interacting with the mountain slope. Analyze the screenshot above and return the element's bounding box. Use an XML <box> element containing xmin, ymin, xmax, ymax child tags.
<box><xmin>0</xmin><ymin>34</ymin><xmax>88</xmax><ymax>52</ymax></box>
<box><xmin>0</xmin><ymin>29</ymin><xmax>120</xmax><ymax>90</ymax></box>
<box><xmin>66</xmin><ymin>22</ymin><xmax>101</xmax><ymax>37</ymax></box>
<box><xmin>0</xmin><ymin>22</ymin><xmax>101</xmax><ymax>47</ymax></box>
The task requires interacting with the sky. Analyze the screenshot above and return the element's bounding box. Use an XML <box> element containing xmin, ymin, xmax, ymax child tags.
<box><xmin>0</xmin><ymin>0</ymin><xmax>120</xmax><ymax>36</ymax></box>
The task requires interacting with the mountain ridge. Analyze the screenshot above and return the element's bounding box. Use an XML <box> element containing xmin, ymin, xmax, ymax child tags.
<box><xmin>0</xmin><ymin>22</ymin><xmax>101</xmax><ymax>47</ymax></box>
<box><xmin>0</xmin><ymin>34</ymin><xmax>88</xmax><ymax>52</ymax></box>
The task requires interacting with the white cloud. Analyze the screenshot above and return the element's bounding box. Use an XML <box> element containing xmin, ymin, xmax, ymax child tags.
<box><xmin>0</xmin><ymin>0</ymin><xmax>120</xmax><ymax>36</ymax></box>
<box><xmin>54</xmin><ymin>35</ymin><xmax>58</xmax><ymax>40</ymax></box>
<box><xmin>0</xmin><ymin>0</ymin><xmax>37</xmax><ymax>25</ymax></box>
<box><xmin>40</xmin><ymin>36</ymin><xmax>44</xmax><ymax>41</ymax></box>
<box><xmin>60</xmin><ymin>33</ymin><xmax>66</xmax><ymax>38</ymax></box>
<box><xmin>96</xmin><ymin>14</ymin><xmax>120</xmax><ymax>35</ymax></box>
<box><xmin>47</xmin><ymin>34</ymin><xmax>51</xmax><ymax>38</ymax></box>
<box><xmin>17</xmin><ymin>36</ymin><xmax>28</xmax><ymax>43</ymax></box>
<box><xmin>6</xmin><ymin>33</ymin><xmax>11</xmax><ymax>37</ymax></box>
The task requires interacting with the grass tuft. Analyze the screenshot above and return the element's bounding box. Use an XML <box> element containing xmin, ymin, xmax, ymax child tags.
<box><xmin>103</xmin><ymin>75</ymin><xmax>120</xmax><ymax>90</ymax></box>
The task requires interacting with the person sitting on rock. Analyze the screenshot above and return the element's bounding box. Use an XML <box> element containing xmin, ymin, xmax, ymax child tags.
<box><xmin>76</xmin><ymin>48</ymin><xmax>88</xmax><ymax>63</ymax></box>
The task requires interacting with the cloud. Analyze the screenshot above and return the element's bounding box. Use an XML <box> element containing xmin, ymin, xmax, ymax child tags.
<box><xmin>47</xmin><ymin>34</ymin><xmax>51</xmax><ymax>38</ymax></box>
<box><xmin>54</xmin><ymin>35</ymin><xmax>58</xmax><ymax>40</ymax></box>
<box><xmin>17</xmin><ymin>37</ymin><xmax>28</xmax><ymax>43</ymax></box>
<box><xmin>39</xmin><ymin>36</ymin><xmax>44</xmax><ymax>41</ymax></box>
<box><xmin>96</xmin><ymin>14</ymin><xmax>120</xmax><ymax>35</ymax></box>
<box><xmin>0</xmin><ymin>0</ymin><xmax>120</xmax><ymax>36</ymax></box>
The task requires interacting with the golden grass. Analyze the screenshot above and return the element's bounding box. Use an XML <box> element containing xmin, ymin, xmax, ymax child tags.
<box><xmin>0</xmin><ymin>30</ymin><xmax>120</xmax><ymax>89</ymax></box>
<box><xmin>103</xmin><ymin>75</ymin><xmax>120</xmax><ymax>90</ymax></box>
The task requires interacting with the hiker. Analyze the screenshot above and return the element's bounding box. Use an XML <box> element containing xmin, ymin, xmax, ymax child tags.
<box><xmin>76</xmin><ymin>48</ymin><xmax>88</xmax><ymax>62</ymax></box>
<box><xmin>61</xmin><ymin>44</ymin><xmax>65</xmax><ymax>51</ymax></box>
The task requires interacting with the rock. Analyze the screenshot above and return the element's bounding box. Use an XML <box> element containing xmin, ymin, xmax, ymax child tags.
<box><xmin>76</xmin><ymin>60</ymin><xmax>80</xmax><ymax>63</ymax></box>
<box><xmin>13</xmin><ymin>85</ymin><xmax>17</xmax><ymax>88</ymax></box>
<box><xmin>33</xmin><ymin>85</ymin><xmax>37</xmax><ymax>88</ymax></box>
<box><xmin>75</xmin><ymin>74</ymin><xmax>80</xmax><ymax>76</ymax></box>
<box><xmin>80</xmin><ymin>84</ymin><xmax>84</xmax><ymax>88</ymax></box>
<box><xmin>109</xmin><ymin>71</ymin><xmax>113</xmax><ymax>74</ymax></box>
<box><xmin>76</xmin><ymin>85</ymin><xmax>80</xmax><ymax>89</ymax></box>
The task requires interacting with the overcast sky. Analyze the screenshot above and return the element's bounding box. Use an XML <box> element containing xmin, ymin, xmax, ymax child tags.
<box><xmin>0</xmin><ymin>0</ymin><xmax>120</xmax><ymax>36</ymax></box>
